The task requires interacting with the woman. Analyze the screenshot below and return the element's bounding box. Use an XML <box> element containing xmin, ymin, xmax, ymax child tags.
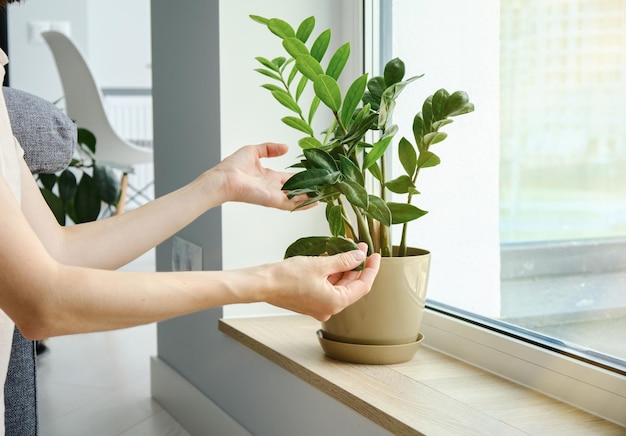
<box><xmin>0</xmin><ymin>0</ymin><xmax>380</xmax><ymax>431</ymax></box>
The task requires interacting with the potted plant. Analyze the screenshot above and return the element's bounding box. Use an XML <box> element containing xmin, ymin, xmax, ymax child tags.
<box><xmin>37</xmin><ymin>127</ymin><xmax>121</xmax><ymax>225</ymax></box>
<box><xmin>251</xmin><ymin>15</ymin><xmax>474</xmax><ymax>363</ymax></box>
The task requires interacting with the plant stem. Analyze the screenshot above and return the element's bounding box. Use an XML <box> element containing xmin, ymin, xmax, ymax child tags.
<box><xmin>351</xmin><ymin>203</ymin><xmax>374</xmax><ymax>255</ymax></box>
<box><xmin>337</xmin><ymin>197</ymin><xmax>357</xmax><ymax>241</ymax></box>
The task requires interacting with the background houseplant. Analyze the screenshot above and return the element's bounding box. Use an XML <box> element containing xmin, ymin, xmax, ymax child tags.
<box><xmin>252</xmin><ymin>14</ymin><xmax>474</xmax><ymax>363</ymax></box>
<box><xmin>37</xmin><ymin>127</ymin><xmax>121</xmax><ymax>225</ymax></box>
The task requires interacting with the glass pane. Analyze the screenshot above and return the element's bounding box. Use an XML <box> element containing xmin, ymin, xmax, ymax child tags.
<box><xmin>385</xmin><ymin>0</ymin><xmax>626</xmax><ymax>370</ymax></box>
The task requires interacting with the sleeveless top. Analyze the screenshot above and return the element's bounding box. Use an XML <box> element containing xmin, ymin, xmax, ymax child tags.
<box><xmin>0</xmin><ymin>48</ymin><xmax>26</xmax><ymax>435</ymax></box>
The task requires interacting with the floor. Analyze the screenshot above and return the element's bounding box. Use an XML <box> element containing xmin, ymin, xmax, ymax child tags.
<box><xmin>37</xmin><ymin>249</ymin><xmax>191</xmax><ymax>436</ymax></box>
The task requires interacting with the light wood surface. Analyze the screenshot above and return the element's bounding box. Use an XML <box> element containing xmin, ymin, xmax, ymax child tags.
<box><xmin>219</xmin><ymin>315</ymin><xmax>624</xmax><ymax>436</ymax></box>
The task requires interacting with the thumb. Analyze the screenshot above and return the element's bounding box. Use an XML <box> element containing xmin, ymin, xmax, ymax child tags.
<box><xmin>326</xmin><ymin>249</ymin><xmax>366</xmax><ymax>273</ymax></box>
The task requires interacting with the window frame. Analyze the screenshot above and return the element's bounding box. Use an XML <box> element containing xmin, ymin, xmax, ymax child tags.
<box><xmin>368</xmin><ymin>0</ymin><xmax>626</xmax><ymax>425</ymax></box>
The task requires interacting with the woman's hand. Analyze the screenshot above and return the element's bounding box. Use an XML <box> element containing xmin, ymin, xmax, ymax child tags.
<box><xmin>257</xmin><ymin>243</ymin><xmax>381</xmax><ymax>321</ymax></box>
<box><xmin>213</xmin><ymin>142</ymin><xmax>312</xmax><ymax>210</ymax></box>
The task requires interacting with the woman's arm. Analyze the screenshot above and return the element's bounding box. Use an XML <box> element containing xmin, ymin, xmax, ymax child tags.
<box><xmin>21</xmin><ymin>143</ymin><xmax>308</xmax><ymax>269</ymax></box>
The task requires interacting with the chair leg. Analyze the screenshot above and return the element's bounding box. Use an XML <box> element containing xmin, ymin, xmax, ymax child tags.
<box><xmin>115</xmin><ymin>172</ymin><xmax>129</xmax><ymax>215</ymax></box>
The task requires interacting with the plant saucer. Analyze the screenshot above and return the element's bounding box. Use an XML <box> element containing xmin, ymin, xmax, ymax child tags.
<box><xmin>316</xmin><ymin>330</ymin><xmax>424</xmax><ymax>365</ymax></box>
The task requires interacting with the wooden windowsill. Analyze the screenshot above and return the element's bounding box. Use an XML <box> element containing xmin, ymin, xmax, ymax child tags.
<box><xmin>219</xmin><ymin>315</ymin><xmax>622</xmax><ymax>435</ymax></box>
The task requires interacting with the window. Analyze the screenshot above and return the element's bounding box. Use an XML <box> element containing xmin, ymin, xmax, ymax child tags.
<box><xmin>375</xmin><ymin>0</ymin><xmax>625</xmax><ymax>423</ymax></box>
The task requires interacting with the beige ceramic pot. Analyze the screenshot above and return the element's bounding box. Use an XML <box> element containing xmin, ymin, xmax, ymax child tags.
<box><xmin>321</xmin><ymin>247</ymin><xmax>430</xmax><ymax>347</ymax></box>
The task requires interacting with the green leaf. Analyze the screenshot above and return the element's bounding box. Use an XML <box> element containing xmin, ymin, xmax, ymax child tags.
<box><xmin>422</xmin><ymin>96</ymin><xmax>433</xmax><ymax>129</ymax></box>
<box><xmin>255</xmin><ymin>56</ymin><xmax>280</xmax><ymax>72</ymax></box>
<box><xmin>249</xmin><ymin>15</ymin><xmax>269</xmax><ymax>25</ymax></box>
<box><xmin>304</xmin><ymin>148</ymin><xmax>338</xmax><ymax>171</ymax></box>
<box><xmin>327</xmin><ymin>204</ymin><xmax>345</xmax><ymax>237</ymax></box>
<box><xmin>362</xmin><ymin>135</ymin><xmax>393</xmax><ymax>171</ymax></box>
<box><xmin>388</xmin><ymin>202</ymin><xmax>428</xmax><ymax>224</ymax></box>
<box><xmin>367</xmin><ymin>158</ymin><xmax>383</xmax><ymax>182</ymax></box>
<box><xmin>432</xmin><ymin>119</ymin><xmax>454</xmax><ymax>131</ymax></box>
<box><xmin>284</xmin><ymin>236</ymin><xmax>330</xmax><ymax>258</ymax></box>
<box><xmin>283</xmin><ymin>37</ymin><xmax>309</xmax><ymax>58</ymax></box>
<box><xmin>310</xmin><ymin>28</ymin><xmax>331</xmax><ymax>61</ymax></box>
<box><xmin>295</xmin><ymin>55</ymin><xmax>324</xmax><ymax>81</ymax></box>
<box><xmin>38</xmin><ymin>173</ymin><xmax>57</xmax><ymax>191</ymax></box>
<box><xmin>298</xmin><ymin>136</ymin><xmax>323</xmax><ymax>149</ymax></box>
<box><xmin>325</xmin><ymin>42</ymin><xmax>350</xmax><ymax>80</ymax></box>
<box><xmin>74</xmin><ymin>173</ymin><xmax>101</xmax><ymax>223</ymax></box>
<box><xmin>261</xmin><ymin>83</ymin><xmax>283</xmax><ymax>93</ymax></box>
<box><xmin>444</xmin><ymin>90</ymin><xmax>473</xmax><ymax>117</ymax></box>
<box><xmin>255</xmin><ymin>68</ymin><xmax>281</xmax><ymax>81</ymax></box>
<box><xmin>57</xmin><ymin>169</ymin><xmax>77</xmax><ymax>204</ymax></box>
<box><xmin>335</xmin><ymin>180</ymin><xmax>368</xmax><ymax>210</ymax></box>
<box><xmin>308</xmin><ymin>96</ymin><xmax>321</xmax><ymax>125</ymax></box>
<box><xmin>340</xmin><ymin>73</ymin><xmax>368</xmax><ymax>128</ymax></box>
<box><xmin>77</xmin><ymin>127</ymin><xmax>96</xmax><ymax>155</ymax></box>
<box><xmin>295</xmin><ymin>75</ymin><xmax>309</xmax><ymax>101</ymax></box>
<box><xmin>339</xmin><ymin>155</ymin><xmax>364</xmax><ymax>186</ymax></box>
<box><xmin>383</xmin><ymin>58</ymin><xmax>405</xmax><ymax>86</ymax></box>
<box><xmin>271</xmin><ymin>89</ymin><xmax>301</xmax><ymax>115</ymax></box>
<box><xmin>398</xmin><ymin>137</ymin><xmax>417</xmax><ymax>177</ymax></box>
<box><xmin>432</xmin><ymin>88</ymin><xmax>450</xmax><ymax>121</ymax></box>
<box><xmin>314</xmin><ymin>75</ymin><xmax>342</xmax><ymax>112</ymax></box>
<box><xmin>272</xmin><ymin>57</ymin><xmax>287</xmax><ymax>68</ymax></box>
<box><xmin>367</xmin><ymin>76</ymin><xmax>386</xmax><ymax>99</ymax></box>
<box><xmin>423</xmin><ymin>132</ymin><xmax>448</xmax><ymax>148</ymax></box>
<box><xmin>365</xmin><ymin>195</ymin><xmax>392</xmax><ymax>227</ymax></box>
<box><xmin>282</xmin><ymin>116</ymin><xmax>314</xmax><ymax>136</ymax></box>
<box><xmin>40</xmin><ymin>188</ymin><xmax>65</xmax><ymax>225</ymax></box>
<box><xmin>296</xmin><ymin>16</ymin><xmax>315</xmax><ymax>43</ymax></box>
<box><xmin>325</xmin><ymin>236</ymin><xmax>360</xmax><ymax>255</ymax></box>
<box><xmin>385</xmin><ymin>175</ymin><xmax>416</xmax><ymax>194</ymax></box>
<box><xmin>282</xmin><ymin>169</ymin><xmax>340</xmax><ymax>191</ymax></box>
<box><xmin>417</xmin><ymin>151</ymin><xmax>441</xmax><ymax>168</ymax></box>
<box><xmin>93</xmin><ymin>164</ymin><xmax>120</xmax><ymax>205</ymax></box>
<box><xmin>413</xmin><ymin>114</ymin><xmax>426</xmax><ymax>152</ymax></box>
<box><xmin>268</xmin><ymin>18</ymin><xmax>295</xmax><ymax>39</ymax></box>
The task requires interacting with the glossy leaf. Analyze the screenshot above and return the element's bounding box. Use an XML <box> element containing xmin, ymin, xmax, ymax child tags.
<box><xmin>365</xmin><ymin>195</ymin><xmax>392</xmax><ymax>227</ymax></box>
<box><xmin>325</xmin><ymin>42</ymin><xmax>350</xmax><ymax>80</ymax></box>
<box><xmin>74</xmin><ymin>174</ymin><xmax>101</xmax><ymax>223</ymax></box>
<box><xmin>249</xmin><ymin>15</ymin><xmax>269</xmax><ymax>25</ymax></box>
<box><xmin>255</xmin><ymin>56</ymin><xmax>280</xmax><ymax>72</ymax></box>
<box><xmin>385</xmin><ymin>175</ymin><xmax>415</xmax><ymax>194</ymax></box>
<box><xmin>314</xmin><ymin>75</ymin><xmax>342</xmax><ymax>112</ymax></box>
<box><xmin>308</xmin><ymin>96</ymin><xmax>321</xmax><ymax>125</ymax></box>
<box><xmin>413</xmin><ymin>114</ymin><xmax>426</xmax><ymax>152</ymax></box>
<box><xmin>383</xmin><ymin>58</ymin><xmax>405</xmax><ymax>86</ymax></box>
<box><xmin>432</xmin><ymin>119</ymin><xmax>454</xmax><ymax>131</ymax></box>
<box><xmin>272</xmin><ymin>57</ymin><xmax>286</xmax><ymax>68</ymax></box>
<box><xmin>304</xmin><ymin>148</ymin><xmax>338</xmax><ymax>171</ymax></box>
<box><xmin>295</xmin><ymin>75</ymin><xmax>308</xmax><ymax>101</ymax></box>
<box><xmin>255</xmin><ymin>68</ymin><xmax>281</xmax><ymax>81</ymax></box>
<box><xmin>339</xmin><ymin>155</ymin><xmax>364</xmax><ymax>186</ymax></box>
<box><xmin>261</xmin><ymin>83</ymin><xmax>283</xmax><ymax>93</ymax></box>
<box><xmin>327</xmin><ymin>204</ymin><xmax>345</xmax><ymax>237</ymax></box>
<box><xmin>310</xmin><ymin>28</ymin><xmax>331</xmax><ymax>61</ymax></box>
<box><xmin>445</xmin><ymin>90</ymin><xmax>474</xmax><ymax>117</ymax></box>
<box><xmin>398</xmin><ymin>137</ymin><xmax>417</xmax><ymax>177</ymax></box>
<box><xmin>282</xmin><ymin>116</ymin><xmax>314</xmax><ymax>136</ymax></box>
<box><xmin>296</xmin><ymin>16</ymin><xmax>315</xmax><ymax>42</ymax></box>
<box><xmin>268</xmin><ymin>18</ymin><xmax>295</xmax><ymax>39</ymax></box>
<box><xmin>367</xmin><ymin>76</ymin><xmax>386</xmax><ymax>99</ymax></box>
<box><xmin>362</xmin><ymin>135</ymin><xmax>393</xmax><ymax>171</ymax></box>
<box><xmin>326</xmin><ymin>236</ymin><xmax>360</xmax><ymax>256</ymax></box>
<box><xmin>271</xmin><ymin>89</ymin><xmax>301</xmax><ymax>114</ymax></box>
<box><xmin>284</xmin><ymin>236</ymin><xmax>330</xmax><ymax>258</ymax></box>
<box><xmin>295</xmin><ymin>55</ymin><xmax>324</xmax><ymax>81</ymax></box>
<box><xmin>38</xmin><ymin>173</ymin><xmax>57</xmax><ymax>191</ymax></box>
<box><xmin>417</xmin><ymin>151</ymin><xmax>441</xmax><ymax>169</ymax></box>
<box><xmin>282</xmin><ymin>169</ymin><xmax>340</xmax><ymax>191</ymax></box>
<box><xmin>423</xmin><ymin>132</ymin><xmax>448</xmax><ymax>148</ymax></box>
<box><xmin>340</xmin><ymin>73</ymin><xmax>368</xmax><ymax>128</ymax></box>
<box><xmin>298</xmin><ymin>136</ymin><xmax>323</xmax><ymax>150</ymax></box>
<box><xmin>77</xmin><ymin>127</ymin><xmax>96</xmax><ymax>155</ymax></box>
<box><xmin>58</xmin><ymin>169</ymin><xmax>77</xmax><ymax>204</ymax></box>
<box><xmin>432</xmin><ymin>88</ymin><xmax>450</xmax><ymax>121</ymax></box>
<box><xmin>335</xmin><ymin>180</ymin><xmax>368</xmax><ymax>210</ymax></box>
<box><xmin>388</xmin><ymin>202</ymin><xmax>428</xmax><ymax>224</ymax></box>
<box><xmin>367</xmin><ymin>159</ymin><xmax>383</xmax><ymax>182</ymax></box>
<box><xmin>283</xmin><ymin>37</ymin><xmax>309</xmax><ymax>58</ymax></box>
<box><xmin>422</xmin><ymin>96</ymin><xmax>433</xmax><ymax>129</ymax></box>
<box><xmin>94</xmin><ymin>164</ymin><xmax>120</xmax><ymax>205</ymax></box>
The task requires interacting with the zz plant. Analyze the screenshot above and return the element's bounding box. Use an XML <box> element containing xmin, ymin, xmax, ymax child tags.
<box><xmin>251</xmin><ymin>15</ymin><xmax>474</xmax><ymax>259</ymax></box>
<box><xmin>37</xmin><ymin>127</ymin><xmax>121</xmax><ymax>225</ymax></box>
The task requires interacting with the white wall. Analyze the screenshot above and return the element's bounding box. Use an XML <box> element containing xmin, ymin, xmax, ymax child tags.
<box><xmin>7</xmin><ymin>0</ymin><xmax>150</xmax><ymax>102</ymax></box>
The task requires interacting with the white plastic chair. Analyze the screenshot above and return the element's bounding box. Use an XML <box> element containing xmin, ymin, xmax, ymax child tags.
<box><xmin>41</xmin><ymin>30</ymin><xmax>153</xmax><ymax>214</ymax></box>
